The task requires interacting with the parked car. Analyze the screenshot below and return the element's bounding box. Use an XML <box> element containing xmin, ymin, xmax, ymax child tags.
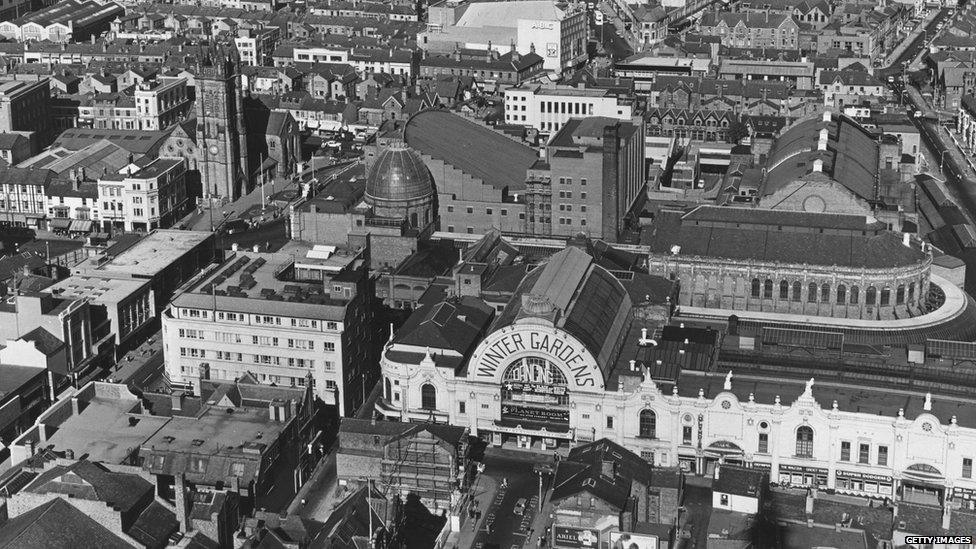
<box><xmin>514</xmin><ymin>498</ymin><xmax>527</xmax><ymax>516</ymax></box>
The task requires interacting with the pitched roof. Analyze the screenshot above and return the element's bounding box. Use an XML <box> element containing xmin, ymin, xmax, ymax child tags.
<box><xmin>0</xmin><ymin>498</ymin><xmax>132</xmax><ymax>549</ymax></box>
<box><xmin>643</xmin><ymin>206</ymin><xmax>928</xmax><ymax>269</ymax></box>
<box><xmin>23</xmin><ymin>460</ymin><xmax>154</xmax><ymax>516</ymax></box>
<box><xmin>393</xmin><ymin>296</ymin><xmax>494</xmax><ymax>356</ymax></box>
<box><xmin>404</xmin><ymin>109</ymin><xmax>538</xmax><ymax>192</ymax></box>
<box><xmin>551</xmin><ymin>438</ymin><xmax>652</xmax><ymax>510</ymax></box>
<box><xmin>19</xmin><ymin>327</ymin><xmax>64</xmax><ymax>356</ymax></box>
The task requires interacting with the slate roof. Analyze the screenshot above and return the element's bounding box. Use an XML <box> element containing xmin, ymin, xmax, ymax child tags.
<box><xmin>0</xmin><ymin>498</ymin><xmax>132</xmax><ymax>549</ymax></box>
<box><xmin>392</xmin><ymin>295</ymin><xmax>494</xmax><ymax>357</ymax></box>
<box><xmin>551</xmin><ymin>438</ymin><xmax>652</xmax><ymax>511</ymax></box>
<box><xmin>643</xmin><ymin>206</ymin><xmax>928</xmax><ymax>269</ymax></box>
<box><xmin>714</xmin><ymin>466</ymin><xmax>766</xmax><ymax>497</ymax></box>
<box><xmin>19</xmin><ymin>327</ymin><xmax>64</xmax><ymax>357</ymax></box>
<box><xmin>127</xmin><ymin>500</ymin><xmax>179</xmax><ymax>548</ymax></box>
<box><xmin>404</xmin><ymin>109</ymin><xmax>538</xmax><ymax>192</ymax></box>
<box><xmin>761</xmin><ymin>113</ymin><xmax>882</xmax><ymax>201</ymax></box>
<box><xmin>23</xmin><ymin>460</ymin><xmax>153</xmax><ymax>516</ymax></box>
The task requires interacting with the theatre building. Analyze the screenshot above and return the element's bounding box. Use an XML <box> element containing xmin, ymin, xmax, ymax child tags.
<box><xmin>377</xmin><ymin>244</ymin><xmax>976</xmax><ymax>506</ymax></box>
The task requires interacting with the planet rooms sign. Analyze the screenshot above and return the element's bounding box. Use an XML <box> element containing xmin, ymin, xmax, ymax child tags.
<box><xmin>471</xmin><ymin>326</ymin><xmax>602</xmax><ymax>388</ymax></box>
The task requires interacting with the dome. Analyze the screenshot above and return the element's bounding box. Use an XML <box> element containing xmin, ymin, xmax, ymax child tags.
<box><xmin>365</xmin><ymin>144</ymin><xmax>435</xmax><ymax>204</ymax></box>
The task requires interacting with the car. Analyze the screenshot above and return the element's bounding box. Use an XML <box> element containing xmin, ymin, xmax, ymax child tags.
<box><xmin>325</xmin><ymin>140</ymin><xmax>341</xmax><ymax>148</ymax></box>
<box><xmin>514</xmin><ymin>498</ymin><xmax>527</xmax><ymax>516</ymax></box>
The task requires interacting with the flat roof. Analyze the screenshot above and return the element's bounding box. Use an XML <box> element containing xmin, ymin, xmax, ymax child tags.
<box><xmin>172</xmin><ymin>241</ymin><xmax>358</xmax><ymax>320</ymax></box>
<box><xmin>44</xmin><ymin>396</ymin><xmax>170</xmax><ymax>464</ymax></box>
<box><xmin>78</xmin><ymin>230</ymin><xmax>211</xmax><ymax>277</ymax></box>
<box><xmin>142</xmin><ymin>405</ymin><xmax>288</xmax><ymax>458</ymax></box>
<box><xmin>47</xmin><ymin>274</ymin><xmax>150</xmax><ymax>305</ymax></box>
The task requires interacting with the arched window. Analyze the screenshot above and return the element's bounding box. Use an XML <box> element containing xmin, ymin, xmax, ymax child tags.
<box><xmin>421</xmin><ymin>383</ymin><xmax>437</xmax><ymax>410</ymax></box>
<box><xmin>751</xmin><ymin>278</ymin><xmax>761</xmax><ymax>298</ymax></box>
<box><xmin>896</xmin><ymin>284</ymin><xmax>905</xmax><ymax>305</ymax></box>
<box><xmin>792</xmin><ymin>281</ymin><xmax>801</xmax><ymax>302</ymax></box>
<box><xmin>866</xmin><ymin>286</ymin><xmax>876</xmax><ymax>305</ymax></box>
<box><xmin>410</xmin><ymin>212</ymin><xmax>418</xmax><ymax>227</ymax></box>
<box><xmin>850</xmin><ymin>286</ymin><xmax>859</xmax><ymax>305</ymax></box>
<box><xmin>779</xmin><ymin>280</ymin><xmax>789</xmax><ymax>299</ymax></box>
<box><xmin>639</xmin><ymin>409</ymin><xmax>656</xmax><ymax>438</ymax></box>
<box><xmin>763</xmin><ymin>279</ymin><xmax>773</xmax><ymax>298</ymax></box>
<box><xmin>880</xmin><ymin>287</ymin><xmax>890</xmax><ymax>306</ymax></box>
<box><xmin>385</xmin><ymin>378</ymin><xmax>392</xmax><ymax>401</ymax></box>
<box><xmin>796</xmin><ymin>426</ymin><xmax>814</xmax><ymax>457</ymax></box>
<box><xmin>821</xmin><ymin>283</ymin><xmax>830</xmax><ymax>302</ymax></box>
<box><xmin>908</xmin><ymin>282</ymin><xmax>915</xmax><ymax>302</ymax></box>
<box><xmin>836</xmin><ymin>284</ymin><xmax>846</xmax><ymax>304</ymax></box>
<box><xmin>808</xmin><ymin>282</ymin><xmax>817</xmax><ymax>302</ymax></box>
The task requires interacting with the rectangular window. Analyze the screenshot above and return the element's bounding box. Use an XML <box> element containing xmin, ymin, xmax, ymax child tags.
<box><xmin>858</xmin><ymin>443</ymin><xmax>870</xmax><ymax>464</ymax></box>
<box><xmin>965</xmin><ymin>458</ymin><xmax>973</xmax><ymax>479</ymax></box>
<box><xmin>878</xmin><ymin>445</ymin><xmax>888</xmax><ymax>466</ymax></box>
<box><xmin>758</xmin><ymin>433</ymin><xmax>768</xmax><ymax>453</ymax></box>
<box><xmin>606</xmin><ymin>416</ymin><xmax>614</xmax><ymax>429</ymax></box>
<box><xmin>324</xmin><ymin>342</ymin><xmax>335</xmax><ymax>352</ymax></box>
<box><xmin>458</xmin><ymin>401</ymin><xmax>466</xmax><ymax>414</ymax></box>
<box><xmin>682</xmin><ymin>426</ymin><xmax>693</xmax><ymax>445</ymax></box>
<box><xmin>841</xmin><ymin>441</ymin><xmax>851</xmax><ymax>462</ymax></box>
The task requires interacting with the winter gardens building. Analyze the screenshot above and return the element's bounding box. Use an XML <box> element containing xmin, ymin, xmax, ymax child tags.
<box><xmin>377</xmin><ymin>202</ymin><xmax>976</xmax><ymax>506</ymax></box>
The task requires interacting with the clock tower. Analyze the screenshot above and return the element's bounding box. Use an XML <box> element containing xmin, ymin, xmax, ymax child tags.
<box><xmin>195</xmin><ymin>46</ymin><xmax>250</xmax><ymax>201</ymax></box>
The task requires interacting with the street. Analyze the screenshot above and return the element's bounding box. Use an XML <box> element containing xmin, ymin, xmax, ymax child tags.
<box><xmin>470</xmin><ymin>452</ymin><xmax>554</xmax><ymax>549</ymax></box>
<box><xmin>878</xmin><ymin>8</ymin><xmax>951</xmax><ymax>79</ymax></box>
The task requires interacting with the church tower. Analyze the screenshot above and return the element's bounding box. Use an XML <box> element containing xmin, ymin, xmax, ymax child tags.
<box><xmin>195</xmin><ymin>46</ymin><xmax>250</xmax><ymax>200</ymax></box>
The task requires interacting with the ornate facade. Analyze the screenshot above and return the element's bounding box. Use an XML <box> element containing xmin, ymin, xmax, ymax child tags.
<box><xmin>195</xmin><ymin>47</ymin><xmax>251</xmax><ymax>200</ymax></box>
<box><xmin>645</xmin><ymin>205</ymin><xmax>933</xmax><ymax>320</ymax></box>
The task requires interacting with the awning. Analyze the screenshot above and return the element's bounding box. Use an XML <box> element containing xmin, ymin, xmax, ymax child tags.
<box><xmin>49</xmin><ymin>218</ymin><xmax>71</xmax><ymax>229</ymax></box>
<box><xmin>90</xmin><ymin>232</ymin><xmax>110</xmax><ymax>240</ymax></box>
<box><xmin>69</xmin><ymin>220</ymin><xmax>93</xmax><ymax>232</ymax></box>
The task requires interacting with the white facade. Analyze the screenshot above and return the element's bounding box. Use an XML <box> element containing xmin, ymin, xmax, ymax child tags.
<box><xmin>504</xmin><ymin>84</ymin><xmax>634</xmax><ymax>134</ymax></box>
<box><xmin>133</xmin><ymin>78</ymin><xmax>190</xmax><ymax>131</ymax></box>
<box><xmin>98</xmin><ymin>158</ymin><xmax>187</xmax><ymax>232</ymax></box>
<box><xmin>162</xmin><ymin>305</ymin><xmax>345</xmax><ymax>410</ymax></box>
<box><xmin>379</xmin><ymin>319</ymin><xmax>976</xmax><ymax>506</ymax></box>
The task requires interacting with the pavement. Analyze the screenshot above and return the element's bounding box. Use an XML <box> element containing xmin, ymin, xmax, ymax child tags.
<box><xmin>458</xmin><ymin>448</ymin><xmax>560</xmax><ymax>549</ymax></box>
<box><xmin>881</xmin><ymin>8</ymin><xmax>942</xmax><ymax>71</ymax></box>
<box><xmin>296</xmin><ymin>451</ymin><xmax>340</xmax><ymax>521</ymax></box>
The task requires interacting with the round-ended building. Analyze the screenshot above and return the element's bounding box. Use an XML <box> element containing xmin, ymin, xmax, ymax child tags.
<box><xmin>364</xmin><ymin>142</ymin><xmax>436</xmax><ymax>229</ymax></box>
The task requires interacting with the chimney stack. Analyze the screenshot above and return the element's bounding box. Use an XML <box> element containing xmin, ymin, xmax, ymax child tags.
<box><xmin>175</xmin><ymin>473</ymin><xmax>191</xmax><ymax>532</ymax></box>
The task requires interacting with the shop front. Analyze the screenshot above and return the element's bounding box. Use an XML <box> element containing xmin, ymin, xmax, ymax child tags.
<box><xmin>952</xmin><ymin>487</ymin><xmax>976</xmax><ymax>510</ymax></box>
<box><xmin>703</xmin><ymin>440</ymin><xmax>745</xmax><ymax>475</ymax></box>
<box><xmin>834</xmin><ymin>470</ymin><xmax>894</xmax><ymax>497</ymax></box>
<box><xmin>900</xmin><ymin>463</ymin><xmax>946</xmax><ymax>505</ymax></box>
<box><xmin>489</xmin><ymin>357</ymin><xmax>573</xmax><ymax>450</ymax></box>
<box><xmin>778</xmin><ymin>464</ymin><xmax>829</xmax><ymax>488</ymax></box>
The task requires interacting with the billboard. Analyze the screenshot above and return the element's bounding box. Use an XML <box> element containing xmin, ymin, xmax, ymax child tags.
<box><xmin>553</xmin><ymin>526</ymin><xmax>600</xmax><ymax>549</ymax></box>
<box><xmin>501</xmin><ymin>404</ymin><xmax>570</xmax><ymax>424</ymax></box>
<box><xmin>610</xmin><ymin>532</ymin><xmax>659</xmax><ymax>549</ymax></box>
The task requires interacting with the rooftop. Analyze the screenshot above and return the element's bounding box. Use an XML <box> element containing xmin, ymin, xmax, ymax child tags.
<box><xmin>173</xmin><ymin>241</ymin><xmax>361</xmax><ymax>320</ymax></box>
<box><xmin>41</xmin><ymin>386</ymin><xmax>170</xmax><ymax>464</ymax></box>
<box><xmin>75</xmin><ymin>229</ymin><xmax>212</xmax><ymax>277</ymax></box>
<box><xmin>643</xmin><ymin>207</ymin><xmax>928</xmax><ymax>270</ymax></box>
<box><xmin>47</xmin><ymin>274</ymin><xmax>150</xmax><ymax>306</ymax></box>
<box><xmin>404</xmin><ymin>109</ymin><xmax>538</xmax><ymax>192</ymax></box>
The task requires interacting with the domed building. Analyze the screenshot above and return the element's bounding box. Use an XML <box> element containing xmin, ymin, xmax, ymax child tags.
<box><xmin>365</xmin><ymin>142</ymin><xmax>437</xmax><ymax>228</ymax></box>
<box><xmin>290</xmin><ymin>140</ymin><xmax>440</xmax><ymax>271</ymax></box>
